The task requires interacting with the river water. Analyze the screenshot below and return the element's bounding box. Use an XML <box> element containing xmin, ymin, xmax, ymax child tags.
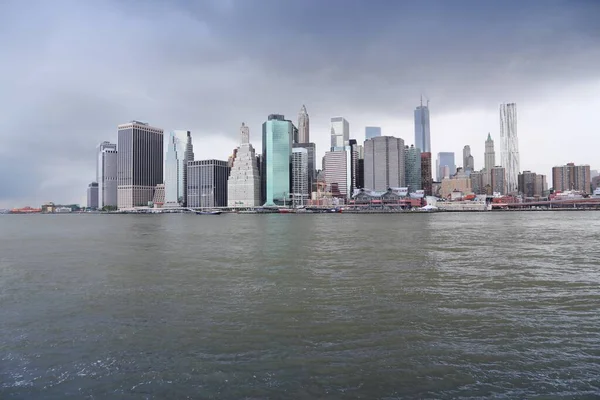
<box><xmin>1</xmin><ymin>212</ymin><xmax>600</xmax><ymax>399</ymax></box>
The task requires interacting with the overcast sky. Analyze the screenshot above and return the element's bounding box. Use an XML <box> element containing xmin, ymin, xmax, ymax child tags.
<box><xmin>1</xmin><ymin>0</ymin><xmax>599</xmax><ymax>207</ymax></box>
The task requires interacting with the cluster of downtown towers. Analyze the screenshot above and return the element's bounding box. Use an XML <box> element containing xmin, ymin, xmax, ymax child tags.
<box><xmin>88</xmin><ymin>102</ymin><xmax>523</xmax><ymax>209</ymax></box>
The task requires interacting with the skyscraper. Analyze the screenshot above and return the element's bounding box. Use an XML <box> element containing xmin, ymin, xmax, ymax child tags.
<box><xmin>293</xmin><ymin>142</ymin><xmax>316</xmax><ymax>193</ymax></box>
<box><xmin>491</xmin><ymin>166</ymin><xmax>506</xmax><ymax>195</ymax></box>
<box><xmin>291</xmin><ymin>147</ymin><xmax>309</xmax><ymax>206</ymax></box>
<box><xmin>330</xmin><ymin>117</ymin><xmax>349</xmax><ymax>150</ymax></box>
<box><xmin>436</xmin><ymin>152</ymin><xmax>456</xmax><ymax>181</ymax></box>
<box><xmin>228</xmin><ymin>123</ymin><xmax>261</xmax><ymax>207</ymax></box>
<box><xmin>421</xmin><ymin>152</ymin><xmax>432</xmax><ymax>196</ymax></box>
<box><xmin>324</xmin><ymin>149</ymin><xmax>351</xmax><ymax>199</ymax></box>
<box><xmin>87</xmin><ymin>182</ymin><xmax>99</xmax><ymax>209</ymax></box>
<box><xmin>262</xmin><ymin>114</ymin><xmax>293</xmax><ymax>206</ymax></box>
<box><xmin>500</xmin><ymin>103</ymin><xmax>520</xmax><ymax>194</ymax></box>
<box><xmin>484</xmin><ymin>133</ymin><xmax>495</xmax><ymax>172</ymax></box>
<box><xmin>365</xmin><ymin>127</ymin><xmax>382</xmax><ymax>140</ymax></box>
<box><xmin>414</xmin><ymin>99</ymin><xmax>431</xmax><ymax>153</ymax></box>
<box><xmin>297</xmin><ymin>105</ymin><xmax>310</xmax><ymax>143</ymax></box>
<box><xmin>405</xmin><ymin>145</ymin><xmax>421</xmax><ymax>193</ymax></box>
<box><xmin>187</xmin><ymin>160</ymin><xmax>229</xmax><ymax>208</ymax></box>
<box><xmin>363</xmin><ymin>136</ymin><xmax>405</xmax><ymax>191</ymax></box>
<box><xmin>96</xmin><ymin>141</ymin><xmax>117</xmax><ymax>209</ymax></box>
<box><xmin>117</xmin><ymin>121</ymin><xmax>164</xmax><ymax>209</ymax></box>
<box><xmin>164</xmin><ymin>131</ymin><xmax>189</xmax><ymax>206</ymax></box>
<box><xmin>463</xmin><ymin>145</ymin><xmax>474</xmax><ymax>172</ymax></box>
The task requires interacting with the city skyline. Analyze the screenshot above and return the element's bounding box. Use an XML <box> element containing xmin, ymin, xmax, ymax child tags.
<box><xmin>1</xmin><ymin>0</ymin><xmax>600</xmax><ymax>207</ymax></box>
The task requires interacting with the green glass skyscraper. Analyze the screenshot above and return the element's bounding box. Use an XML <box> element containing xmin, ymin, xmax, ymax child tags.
<box><xmin>262</xmin><ymin>114</ymin><xmax>293</xmax><ymax>206</ymax></box>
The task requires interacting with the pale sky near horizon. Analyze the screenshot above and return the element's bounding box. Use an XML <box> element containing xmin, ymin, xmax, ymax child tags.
<box><xmin>0</xmin><ymin>0</ymin><xmax>599</xmax><ymax>207</ymax></box>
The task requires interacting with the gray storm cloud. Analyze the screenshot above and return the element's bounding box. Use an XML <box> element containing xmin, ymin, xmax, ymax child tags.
<box><xmin>0</xmin><ymin>0</ymin><xmax>598</xmax><ymax>206</ymax></box>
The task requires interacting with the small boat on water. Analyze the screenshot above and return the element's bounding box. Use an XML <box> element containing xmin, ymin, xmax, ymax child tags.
<box><xmin>195</xmin><ymin>210</ymin><xmax>222</xmax><ymax>215</ymax></box>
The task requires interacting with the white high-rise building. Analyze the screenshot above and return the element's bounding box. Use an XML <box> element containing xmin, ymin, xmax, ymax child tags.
<box><xmin>291</xmin><ymin>147</ymin><xmax>309</xmax><ymax>206</ymax></box>
<box><xmin>330</xmin><ymin>117</ymin><xmax>349</xmax><ymax>150</ymax></box>
<box><xmin>324</xmin><ymin>148</ymin><xmax>352</xmax><ymax>199</ymax></box>
<box><xmin>164</xmin><ymin>131</ymin><xmax>188</xmax><ymax>206</ymax></box>
<box><xmin>500</xmin><ymin>103</ymin><xmax>520</xmax><ymax>194</ymax></box>
<box><xmin>228</xmin><ymin>123</ymin><xmax>261</xmax><ymax>207</ymax></box>
<box><xmin>96</xmin><ymin>141</ymin><xmax>117</xmax><ymax>209</ymax></box>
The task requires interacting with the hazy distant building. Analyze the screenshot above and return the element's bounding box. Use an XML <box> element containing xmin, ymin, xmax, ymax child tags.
<box><xmin>363</xmin><ymin>136</ymin><xmax>405</xmax><ymax>191</ymax></box>
<box><xmin>297</xmin><ymin>105</ymin><xmax>310</xmax><ymax>143</ymax></box>
<box><xmin>470</xmin><ymin>171</ymin><xmax>485</xmax><ymax>195</ymax></box>
<box><xmin>117</xmin><ymin>121</ymin><xmax>164</xmax><ymax>209</ymax></box>
<box><xmin>262</xmin><ymin>114</ymin><xmax>293</xmax><ymax>206</ymax></box>
<box><xmin>96</xmin><ymin>141</ymin><xmax>117</xmax><ymax>209</ymax></box>
<box><xmin>518</xmin><ymin>171</ymin><xmax>537</xmax><ymax>198</ymax></box>
<box><xmin>414</xmin><ymin>100</ymin><xmax>431</xmax><ymax>153</ymax></box>
<box><xmin>228</xmin><ymin>123</ymin><xmax>261</xmax><ymax>207</ymax></box>
<box><xmin>187</xmin><ymin>160</ymin><xmax>229</xmax><ymax>208</ymax></box>
<box><xmin>552</xmin><ymin>163</ymin><xmax>591</xmax><ymax>193</ymax></box>
<box><xmin>330</xmin><ymin>117</ymin><xmax>350</xmax><ymax>150</ymax></box>
<box><xmin>405</xmin><ymin>145</ymin><xmax>421</xmax><ymax>193</ymax></box>
<box><xmin>535</xmin><ymin>175</ymin><xmax>548</xmax><ymax>197</ymax></box>
<box><xmin>87</xmin><ymin>182</ymin><xmax>99</xmax><ymax>209</ymax></box>
<box><xmin>500</xmin><ymin>103</ymin><xmax>520</xmax><ymax>194</ymax></box>
<box><xmin>484</xmin><ymin>133</ymin><xmax>495</xmax><ymax>172</ymax></box>
<box><xmin>491</xmin><ymin>166</ymin><xmax>506</xmax><ymax>195</ymax></box>
<box><xmin>421</xmin><ymin>152</ymin><xmax>432</xmax><ymax>196</ymax></box>
<box><xmin>436</xmin><ymin>152</ymin><xmax>456</xmax><ymax>181</ymax></box>
<box><xmin>324</xmin><ymin>148</ymin><xmax>351</xmax><ymax>199</ymax></box>
<box><xmin>440</xmin><ymin>176</ymin><xmax>472</xmax><ymax>198</ymax></box>
<box><xmin>291</xmin><ymin>147</ymin><xmax>309</xmax><ymax>206</ymax></box>
<box><xmin>365</xmin><ymin>126</ymin><xmax>382</xmax><ymax>140</ymax></box>
<box><xmin>463</xmin><ymin>145</ymin><xmax>474</xmax><ymax>172</ymax></box>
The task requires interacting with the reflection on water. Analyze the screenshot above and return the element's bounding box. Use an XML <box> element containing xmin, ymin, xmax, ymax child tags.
<box><xmin>1</xmin><ymin>212</ymin><xmax>600</xmax><ymax>398</ymax></box>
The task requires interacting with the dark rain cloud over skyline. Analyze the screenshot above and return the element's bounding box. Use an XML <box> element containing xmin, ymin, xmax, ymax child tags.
<box><xmin>1</xmin><ymin>0</ymin><xmax>599</xmax><ymax>206</ymax></box>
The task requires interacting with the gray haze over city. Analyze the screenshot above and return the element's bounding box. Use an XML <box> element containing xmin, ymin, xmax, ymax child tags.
<box><xmin>0</xmin><ymin>0</ymin><xmax>599</xmax><ymax>208</ymax></box>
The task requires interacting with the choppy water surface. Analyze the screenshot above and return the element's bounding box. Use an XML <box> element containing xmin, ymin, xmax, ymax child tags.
<box><xmin>1</xmin><ymin>212</ymin><xmax>600</xmax><ymax>399</ymax></box>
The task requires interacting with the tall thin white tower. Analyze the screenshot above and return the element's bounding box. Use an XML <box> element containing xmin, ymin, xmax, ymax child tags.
<box><xmin>297</xmin><ymin>105</ymin><xmax>310</xmax><ymax>143</ymax></box>
<box><xmin>499</xmin><ymin>103</ymin><xmax>520</xmax><ymax>194</ymax></box>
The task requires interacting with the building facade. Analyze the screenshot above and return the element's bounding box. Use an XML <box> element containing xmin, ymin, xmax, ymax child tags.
<box><xmin>518</xmin><ymin>171</ymin><xmax>537</xmax><ymax>198</ymax></box>
<box><xmin>293</xmin><ymin>142</ymin><xmax>316</xmax><ymax>193</ymax></box>
<box><xmin>228</xmin><ymin>123</ymin><xmax>261</xmax><ymax>207</ymax></box>
<box><xmin>164</xmin><ymin>131</ymin><xmax>190</xmax><ymax>206</ymax></box>
<box><xmin>363</xmin><ymin>136</ymin><xmax>405</xmax><ymax>191</ymax></box>
<box><xmin>87</xmin><ymin>182</ymin><xmax>99</xmax><ymax>209</ymax></box>
<box><xmin>330</xmin><ymin>117</ymin><xmax>349</xmax><ymax>150</ymax></box>
<box><xmin>414</xmin><ymin>101</ymin><xmax>431</xmax><ymax>153</ymax></box>
<box><xmin>117</xmin><ymin>121</ymin><xmax>164</xmax><ymax>209</ymax></box>
<box><xmin>470</xmin><ymin>171</ymin><xmax>485</xmax><ymax>195</ymax></box>
<box><xmin>440</xmin><ymin>176</ymin><xmax>472</xmax><ymax>198</ymax></box>
<box><xmin>405</xmin><ymin>145</ymin><xmax>421</xmax><ymax>193</ymax></box>
<box><xmin>436</xmin><ymin>152</ymin><xmax>456</xmax><ymax>181</ymax></box>
<box><xmin>291</xmin><ymin>147</ymin><xmax>309</xmax><ymax>206</ymax></box>
<box><xmin>365</xmin><ymin>126</ymin><xmax>382</xmax><ymax>140</ymax></box>
<box><xmin>491</xmin><ymin>166</ymin><xmax>506</xmax><ymax>195</ymax></box>
<box><xmin>324</xmin><ymin>148</ymin><xmax>351</xmax><ymax>199</ymax></box>
<box><xmin>500</xmin><ymin>103</ymin><xmax>520</xmax><ymax>194</ymax></box>
<box><xmin>552</xmin><ymin>163</ymin><xmax>591</xmax><ymax>193</ymax></box>
<box><xmin>420</xmin><ymin>152</ymin><xmax>432</xmax><ymax>196</ymax></box>
<box><xmin>297</xmin><ymin>105</ymin><xmax>310</xmax><ymax>143</ymax></box>
<box><xmin>262</xmin><ymin>114</ymin><xmax>293</xmax><ymax>206</ymax></box>
<box><xmin>463</xmin><ymin>145</ymin><xmax>474</xmax><ymax>172</ymax></box>
<box><xmin>96</xmin><ymin>141</ymin><xmax>118</xmax><ymax>209</ymax></box>
<box><xmin>187</xmin><ymin>160</ymin><xmax>229</xmax><ymax>208</ymax></box>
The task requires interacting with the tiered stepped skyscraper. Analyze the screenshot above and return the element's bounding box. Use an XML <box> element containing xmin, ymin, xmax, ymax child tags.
<box><xmin>228</xmin><ymin>123</ymin><xmax>261</xmax><ymax>207</ymax></box>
